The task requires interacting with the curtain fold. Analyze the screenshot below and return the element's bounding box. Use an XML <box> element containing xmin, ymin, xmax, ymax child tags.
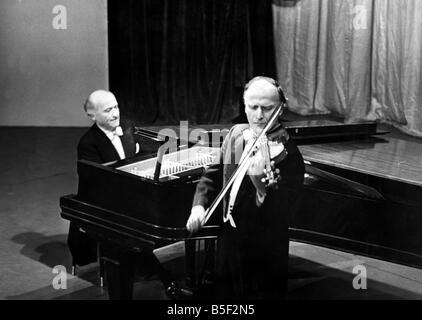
<box><xmin>273</xmin><ymin>0</ymin><xmax>422</xmax><ymax>137</ymax></box>
<box><xmin>370</xmin><ymin>0</ymin><xmax>422</xmax><ymax>136</ymax></box>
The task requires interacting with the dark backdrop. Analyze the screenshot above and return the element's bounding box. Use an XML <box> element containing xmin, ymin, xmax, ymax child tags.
<box><xmin>108</xmin><ymin>0</ymin><xmax>275</xmax><ymax>125</ymax></box>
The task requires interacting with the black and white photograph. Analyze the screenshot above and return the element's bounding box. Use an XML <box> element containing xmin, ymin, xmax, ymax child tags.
<box><xmin>1</xmin><ymin>0</ymin><xmax>422</xmax><ymax>311</ymax></box>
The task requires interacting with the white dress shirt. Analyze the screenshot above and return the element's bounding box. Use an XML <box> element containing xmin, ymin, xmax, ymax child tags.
<box><xmin>224</xmin><ymin>129</ymin><xmax>267</xmax><ymax>228</ymax></box>
<box><xmin>97</xmin><ymin>125</ymin><xmax>126</xmax><ymax>160</ymax></box>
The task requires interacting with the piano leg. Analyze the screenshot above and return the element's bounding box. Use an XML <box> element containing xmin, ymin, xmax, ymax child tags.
<box><xmin>185</xmin><ymin>239</ymin><xmax>217</xmax><ymax>295</ymax></box>
<box><xmin>185</xmin><ymin>240</ymin><xmax>197</xmax><ymax>289</ymax></box>
<box><xmin>203</xmin><ymin>239</ymin><xmax>216</xmax><ymax>284</ymax></box>
<box><xmin>102</xmin><ymin>257</ymin><xmax>134</xmax><ymax>300</ymax></box>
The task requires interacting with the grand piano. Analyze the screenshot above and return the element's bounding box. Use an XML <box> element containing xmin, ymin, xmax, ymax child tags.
<box><xmin>60</xmin><ymin>119</ymin><xmax>422</xmax><ymax>299</ymax></box>
<box><xmin>292</xmin><ymin>128</ymin><xmax>422</xmax><ymax>268</ymax></box>
<box><xmin>61</xmin><ymin>142</ymin><xmax>221</xmax><ymax>299</ymax></box>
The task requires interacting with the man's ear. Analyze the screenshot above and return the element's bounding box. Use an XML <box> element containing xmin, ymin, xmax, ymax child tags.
<box><xmin>87</xmin><ymin>112</ymin><xmax>96</xmax><ymax>121</ymax></box>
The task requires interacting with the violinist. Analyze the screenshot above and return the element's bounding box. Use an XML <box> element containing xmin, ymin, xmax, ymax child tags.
<box><xmin>186</xmin><ymin>76</ymin><xmax>305</xmax><ymax>299</ymax></box>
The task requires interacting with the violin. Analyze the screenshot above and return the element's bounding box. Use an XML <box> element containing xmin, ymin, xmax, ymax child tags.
<box><xmin>203</xmin><ymin>103</ymin><xmax>286</xmax><ymax>224</ymax></box>
<box><xmin>245</xmin><ymin>124</ymin><xmax>289</xmax><ymax>190</ymax></box>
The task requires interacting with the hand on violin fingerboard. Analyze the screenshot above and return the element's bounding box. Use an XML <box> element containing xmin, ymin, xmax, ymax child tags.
<box><xmin>248</xmin><ymin>149</ymin><xmax>268</xmax><ymax>196</ymax></box>
<box><xmin>262</xmin><ymin>161</ymin><xmax>281</xmax><ymax>190</ymax></box>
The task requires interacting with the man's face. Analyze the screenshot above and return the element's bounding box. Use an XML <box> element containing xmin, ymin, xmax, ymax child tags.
<box><xmin>244</xmin><ymin>80</ymin><xmax>280</xmax><ymax>135</ymax></box>
<box><xmin>92</xmin><ymin>95</ymin><xmax>120</xmax><ymax>131</ymax></box>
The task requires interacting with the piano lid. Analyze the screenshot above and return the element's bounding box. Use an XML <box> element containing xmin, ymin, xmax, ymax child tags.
<box><xmin>135</xmin><ymin>120</ymin><xmax>386</xmax><ymax>147</ymax></box>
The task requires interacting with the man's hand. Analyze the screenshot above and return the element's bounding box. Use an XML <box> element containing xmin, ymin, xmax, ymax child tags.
<box><xmin>263</xmin><ymin>160</ymin><xmax>281</xmax><ymax>189</ymax></box>
<box><xmin>249</xmin><ymin>156</ymin><xmax>282</xmax><ymax>200</ymax></box>
<box><xmin>248</xmin><ymin>148</ymin><xmax>267</xmax><ymax>196</ymax></box>
<box><xmin>186</xmin><ymin>205</ymin><xmax>206</xmax><ymax>233</ymax></box>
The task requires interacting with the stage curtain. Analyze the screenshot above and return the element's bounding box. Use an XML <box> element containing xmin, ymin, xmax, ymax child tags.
<box><xmin>273</xmin><ymin>0</ymin><xmax>422</xmax><ymax>137</ymax></box>
<box><xmin>108</xmin><ymin>0</ymin><xmax>275</xmax><ymax>125</ymax></box>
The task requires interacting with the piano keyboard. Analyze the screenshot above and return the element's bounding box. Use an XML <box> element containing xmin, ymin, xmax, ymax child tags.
<box><xmin>117</xmin><ymin>146</ymin><xmax>220</xmax><ymax>180</ymax></box>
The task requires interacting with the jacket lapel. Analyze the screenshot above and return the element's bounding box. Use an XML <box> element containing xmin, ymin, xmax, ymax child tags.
<box><xmin>93</xmin><ymin>123</ymin><xmax>136</xmax><ymax>161</ymax></box>
<box><xmin>120</xmin><ymin>126</ymin><xmax>135</xmax><ymax>158</ymax></box>
<box><xmin>92</xmin><ymin>124</ymin><xmax>120</xmax><ymax>162</ymax></box>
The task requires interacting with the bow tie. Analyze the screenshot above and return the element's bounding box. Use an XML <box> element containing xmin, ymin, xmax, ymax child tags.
<box><xmin>113</xmin><ymin>126</ymin><xmax>123</xmax><ymax>137</ymax></box>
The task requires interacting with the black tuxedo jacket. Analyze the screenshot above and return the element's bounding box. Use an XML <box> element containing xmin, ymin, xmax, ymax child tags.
<box><xmin>68</xmin><ymin>120</ymin><xmax>140</xmax><ymax>265</ymax></box>
<box><xmin>77</xmin><ymin>120</ymin><xmax>138</xmax><ymax>163</ymax></box>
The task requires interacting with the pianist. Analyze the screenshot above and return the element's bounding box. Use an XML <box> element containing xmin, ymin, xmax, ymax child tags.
<box><xmin>67</xmin><ymin>90</ymin><xmax>177</xmax><ymax>297</ymax></box>
<box><xmin>77</xmin><ymin>90</ymin><xmax>140</xmax><ymax>163</ymax></box>
<box><xmin>186</xmin><ymin>77</ymin><xmax>305</xmax><ymax>299</ymax></box>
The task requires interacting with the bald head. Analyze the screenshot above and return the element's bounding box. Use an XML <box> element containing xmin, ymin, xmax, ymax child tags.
<box><xmin>84</xmin><ymin>90</ymin><xmax>120</xmax><ymax>131</ymax></box>
<box><xmin>84</xmin><ymin>90</ymin><xmax>117</xmax><ymax>114</ymax></box>
<box><xmin>243</xmin><ymin>78</ymin><xmax>281</xmax><ymax>105</ymax></box>
<box><xmin>243</xmin><ymin>77</ymin><xmax>282</xmax><ymax>135</ymax></box>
